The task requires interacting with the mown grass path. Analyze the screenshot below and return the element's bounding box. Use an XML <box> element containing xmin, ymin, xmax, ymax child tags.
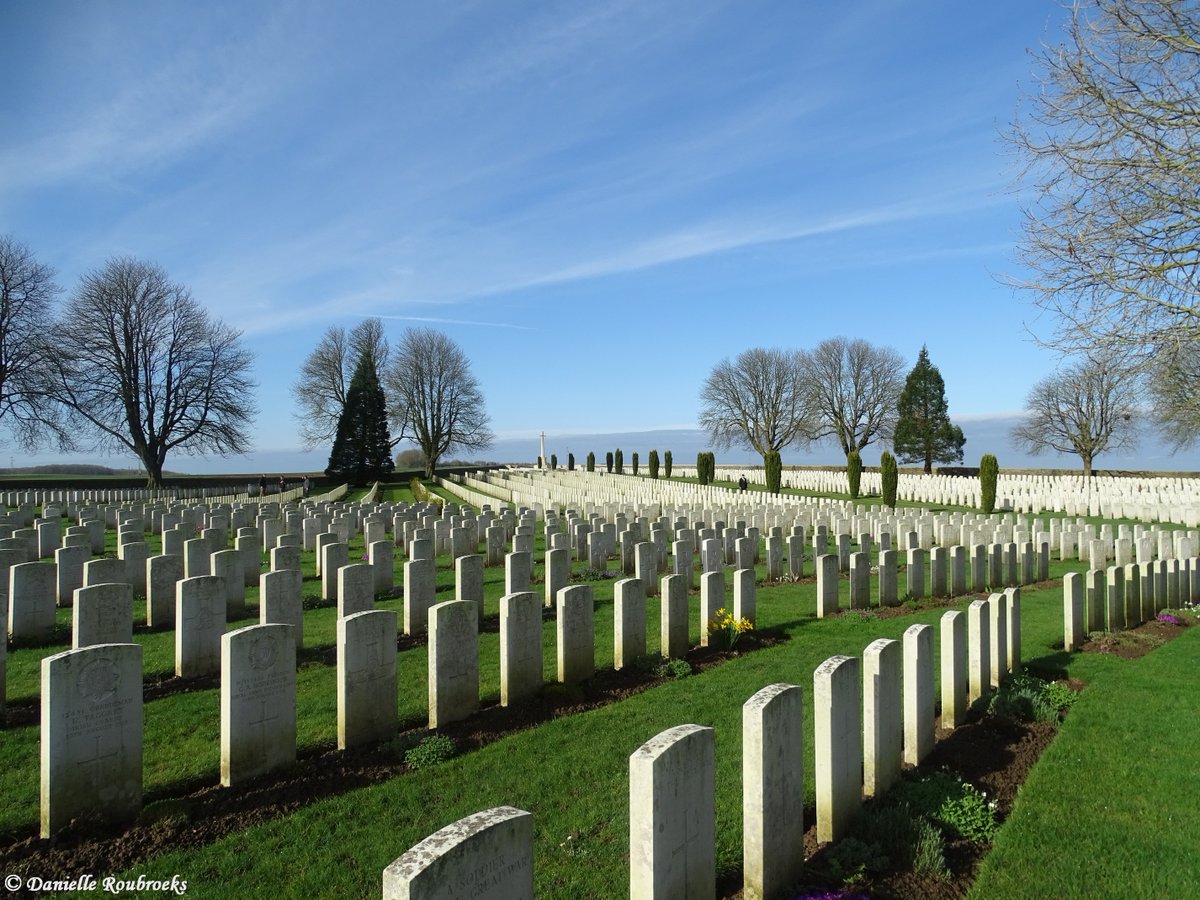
<box><xmin>970</xmin><ymin>625</ymin><xmax>1200</xmax><ymax>899</ymax></box>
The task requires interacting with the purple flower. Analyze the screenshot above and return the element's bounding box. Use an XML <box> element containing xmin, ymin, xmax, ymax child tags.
<box><xmin>1157</xmin><ymin>612</ymin><xmax>1183</xmax><ymax>626</ymax></box>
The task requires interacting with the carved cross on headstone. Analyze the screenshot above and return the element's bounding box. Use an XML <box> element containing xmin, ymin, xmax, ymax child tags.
<box><xmin>75</xmin><ymin>734</ymin><xmax>119</xmax><ymax>786</ymax></box>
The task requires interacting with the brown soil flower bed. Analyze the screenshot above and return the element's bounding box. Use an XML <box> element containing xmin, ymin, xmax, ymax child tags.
<box><xmin>1079</xmin><ymin>613</ymin><xmax>1192</xmax><ymax>659</ymax></box>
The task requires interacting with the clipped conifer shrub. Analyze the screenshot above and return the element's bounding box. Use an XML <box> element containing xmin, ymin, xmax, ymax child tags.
<box><xmin>847</xmin><ymin>449</ymin><xmax>862</xmax><ymax>499</ymax></box>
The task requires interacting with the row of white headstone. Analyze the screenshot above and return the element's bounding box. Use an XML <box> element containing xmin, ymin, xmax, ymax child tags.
<box><xmin>1063</xmin><ymin>556</ymin><xmax>1200</xmax><ymax>650</ymax></box>
<box><xmin>39</xmin><ymin>621</ymin><xmax>297</xmax><ymax>838</ymax></box>
<box><xmin>460</xmin><ymin>464</ymin><xmax>1200</xmax><ymax>527</ymax></box>
<box><xmin>380</xmin><ymin>589</ymin><xmax>1020</xmax><ymax>900</ymax></box>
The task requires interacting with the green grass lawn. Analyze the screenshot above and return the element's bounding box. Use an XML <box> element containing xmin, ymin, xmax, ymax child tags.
<box><xmin>3</xmin><ymin>491</ymin><xmax>1196</xmax><ymax>898</ymax></box>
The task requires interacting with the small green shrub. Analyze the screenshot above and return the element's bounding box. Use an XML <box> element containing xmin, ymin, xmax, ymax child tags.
<box><xmin>912</xmin><ymin>817</ymin><xmax>950</xmax><ymax>879</ymax></box>
<box><xmin>631</xmin><ymin>451</ymin><xmax>639</xmax><ymax>476</ymax></box>
<box><xmin>614</xmin><ymin>448</ymin><xmax>624</xmax><ymax>474</ymax></box>
<box><xmin>301</xmin><ymin>593</ymin><xmax>332</xmax><ymax>611</ymax></box>
<box><xmin>889</xmin><ymin>771</ymin><xmax>999</xmax><ymax>843</ymax></box>
<box><xmin>663</xmin><ymin>450</ymin><xmax>673</xmax><ymax>478</ymax></box>
<box><xmin>980</xmin><ymin>453</ymin><xmax>999</xmax><ymax>514</ymax></box>
<box><xmin>847</xmin><ymin>449</ymin><xmax>862</xmax><ymax>499</ymax></box>
<box><xmin>630</xmin><ymin>653</ymin><xmax>664</xmax><ymax>673</ymax></box>
<box><xmin>567</xmin><ymin>452</ymin><xmax>575</xmax><ymax>471</ymax></box>
<box><xmin>550</xmin><ymin>453</ymin><xmax>557</xmax><ymax>470</ymax></box>
<box><xmin>851</xmin><ymin>803</ymin><xmax>919</xmax><ymax>868</ymax></box>
<box><xmin>605</xmin><ymin>451</ymin><xmax>614</xmax><ymax>473</ymax></box>
<box><xmin>989</xmin><ymin>673</ymin><xmax>1077</xmax><ymax>723</ymax></box>
<box><xmin>880</xmin><ymin>450</ymin><xmax>898</xmax><ymax>509</ymax></box>
<box><xmin>648</xmin><ymin>449</ymin><xmax>660</xmax><ymax>479</ymax></box>
<box><xmin>656</xmin><ymin>658</ymin><xmax>693</xmax><ymax>678</ymax></box>
<box><xmin>404</xmin><ymin>734</ymin><xmax>456</xmax><ymax>770</ymax></box>
<box><xmin>824</xmin><ymin>836</ymin><xmax>890</xmax><ymax>885</ymax></box>
<box><xmin>586</xmin><ymin>452</ymin><xmax>595</xmax><ymax>472</ymax></box>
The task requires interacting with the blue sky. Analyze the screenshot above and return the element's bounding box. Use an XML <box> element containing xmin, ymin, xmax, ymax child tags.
<box><xmin>4</xmin><ymin>0</ymin><xmax>1149</xmax><ymax>473</ymax></box>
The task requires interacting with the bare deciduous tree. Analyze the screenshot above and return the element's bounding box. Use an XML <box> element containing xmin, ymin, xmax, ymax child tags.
<box><xmin>45</xmin><ymin>257</ymin><xmax>256</xmax><ymax>487</ymax></box>
<box><xmin>1010</xmin><ymin>354</ymin><xmax>1140</xmax><ymax>477</ymax></box>
<box><xmin>802</xmin><ymin>337</ymin><xmax>905</xmax><ymax>458</ymax></box>
<box><xmin>698</xmin><ymin>347</ymin><xmax>811</xmax><ymax>463</ymax></box>
<box><xmin>1008</xmin><ymin>1</ymin><xmax>1200</xmax><ymax>432</ymax></box>
<box><xmin>1148</xmin><ymin>343</ymin><xmax>1200</xmax><ymax>450</ymax></box>
<box><xmin>384</xmin><ymin>327</ymin><xmax>492</xmax><ymax>479</ymax></box>
<box><xmin>0</xmin><ymin>236</ymin><xmax>70</xmax><ymax>450</ymax></box>
<box><xmin>292</xmin><ymin>318</ymin><xmax>388</xmax><ymax>450</ymax></box>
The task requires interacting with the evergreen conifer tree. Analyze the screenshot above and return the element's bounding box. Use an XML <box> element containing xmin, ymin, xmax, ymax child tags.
<box><xmin>325</xmin><ymin>349</ymin><xmax>394</xmax><ymax>485</ymax></box>
<box><xmin>893</xmin><ymin>346</ymin><xmax>966</xmax><ymax>474</ymax></box>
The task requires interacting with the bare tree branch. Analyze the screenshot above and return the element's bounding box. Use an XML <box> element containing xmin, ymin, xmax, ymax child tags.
<box><xmin>45</xmin><ymin>257</ymin><xmax>256</xmax><ymax>486</ymax></box>
<box><xmin>0</xmin><ymin>235</ymin><xmax>70</xmax><ymax>451</ymax></box>
<box><xmin>291</xmin><ymin>318</ymin><xmax>388</xmax><ymax>450</ymax></box>
<box><xmin>802</xmin><ymin>337</ymin><xmax>905</xmax><ymax>458</ymax></box>
<box><xmin>1008</xmin><ymin>1</ymin><xmax>1200</xmax><ymax>365</ymax></box>
<box><xmin>1009</xmin><ymin>351</ymin><xmax>1141</xmax><ymax>476</ymax></box>
<box><xmin>697</xmin><ymin>347</ymin><xmax>812</xmax><ymax>461</ymax></box>
<box><xmin>384</xmin><ymin>327</ymin><xmax>492</xmax><ymax>478</ymax></box>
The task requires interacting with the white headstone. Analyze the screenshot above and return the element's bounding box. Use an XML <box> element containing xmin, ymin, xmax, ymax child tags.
<box><xmin>40</xmin><ymin>643</ymin><xmax>142</xmax><ymax>837</ymax></box>
<box><xmin>220</xmin><ymin>623</ymin><xmax>296</xmax><ymax>786</ymax></box>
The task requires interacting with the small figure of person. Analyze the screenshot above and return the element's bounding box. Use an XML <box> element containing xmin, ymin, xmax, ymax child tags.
<box><xmin>278</xmin><ymin>474</ymin><xmax>287</xmax><ymax>494</ymax></box>
<box><xmin>258</xmin><ymin>474</ymin><xmax>266</xmax><ymax>498</ymax></box>
<box><xmin>738</xmin><ymin>474</ymin><xmax>749</xmax><ymax>493</ymax></box>
<box><xmin>302</xmin><ymin>475</ymin><xmax>311</xmax><ymax>497</ymax></box>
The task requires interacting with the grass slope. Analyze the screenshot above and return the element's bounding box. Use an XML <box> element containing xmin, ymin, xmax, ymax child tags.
<box><xmin>970</xmin><ymin>625</ymin><xmax>1200</xmax><ymax>899</ymax></box>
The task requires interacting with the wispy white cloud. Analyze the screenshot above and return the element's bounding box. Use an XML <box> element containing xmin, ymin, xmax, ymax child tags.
<box><xmin>369</xmin><ymin>315</ymin><xmax>530</xmax><ymax>331</ymax></box>
<box><xmin>0</xmin><ymin>3</ymin><xmax>315</xmax><ymax>195</ymax></box>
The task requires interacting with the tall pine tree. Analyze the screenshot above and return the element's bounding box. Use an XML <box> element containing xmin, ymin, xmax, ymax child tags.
<box><xmin>325</xmin><ymin>348</ymin><xmax>395</xmax><ymax>485</ymax></box>
<box><xmin>893</xmin><ymin>345</ymin><xmax>965</xmax><ymax>474</ymax></box>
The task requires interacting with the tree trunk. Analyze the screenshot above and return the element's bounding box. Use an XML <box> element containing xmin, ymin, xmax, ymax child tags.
<box><xmin>424</xmin><ymin>456</ymin><xmax>436</xmax><ymax>480</ymax></box>
<box><xmin>1082</xmin><ymin>455</ymin><xmax>1094</xmax><ymax>478</ymax></box>
<box><xmin>142</xmin><ymin>455</ymin><xmax>165</xmax><ymax>489</ymax></box>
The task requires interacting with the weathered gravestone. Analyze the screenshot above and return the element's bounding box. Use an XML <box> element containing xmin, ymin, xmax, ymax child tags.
<box><xmin>660</xmin><ymin>574</ymin><xmax>688</xmax><ymax>659</ymax></box>
<box><xmin>940</xmin><ymin>609</ymin><xmax>967</xmax><ymax>729</ymax></box>
<box><xmin>629</xmin><ymin>723</ymin><xmax>715</xmax><ymax>900</ymax></box>
<box><xmin>176</xmin><ymin>575</ymin><xmax>226</xmax><ymax>678</ymax></box>
<box><xmin>743</xmin><ymin>683</ymin><xmax>804</xmax><ymax>900</ymax></box>
<box><xmin>815</xmin><ymin>654</ymin><xmax>861</xmax><ymax>843</ymax></box>
<box><xmin>862</xmin><ymin>639</ymin><xmax>901</xmax><ymax>798</ymax></box>
<box><xmin>146</xmin><ymin>553</ymin><xmax>184</xmax><ymax>629</ymax></box>
<box><xmin>9</xmin><ymin>561</ymin><xmax>56</xmax><ymax>641</ymax></box>
<box><xmin>55</xmin><ymin>544</ymin><xmax>89</xmax><ymax>608</ymax></box>
<box><xmin>338</xmin><ymin>609</ymin><xmax>397</xmax><ymax>749</ymax></box>
<box><xmin>337</xmin><ymin>563</ymin><xmax>375</xmax><ymax>619</ymax></box>
<box><xmin>220</xmin><ymin>623</ymin><xmax>296</xmax><ymax>787</ymax></box>
<box><xmin>403</xmin><ymin>557</ymin><xmax>436</xmax><ymax>635</ymax></box>
<box><xmin>370</xmin><ymin>540</ymin><xmax>395</xmax><ymax>595</ymax></box>
<box><xmin>455</xmin><ymin>554</ymin><xmax>485</xmax><ymax>627</ymax></box>
<box><xmin>428</xmin><ymin>600</ymin><xmax>479</xmax><ymax>728</ymax></box>
<box><xmin>556</xmin><ymin>585</ymin><xmax>594</xmax><ymax>684</ymax></box>
<box><xmin>613</xmin><ymin>578</ymin><xmax>646</xmax><ymax>670</ymax></box>
<box><xmin>904</xmin><ymin>623</ymin><xmax>935</xmax><ymax>765</ymax></box>
<box><xmin>40</xmin><ymin>643</ymin><xmax>142</xmax><ymax>837</ymax></box>
<box><xmin>83</xmin><ymin>557</ymin><xmax>126</xmax><ymax>588</ymax></box>
<box><xmin>260</xmin><ymin>569</ymin><xmax>304</xmax><ymax>650</ymax></box>
<box><xmin>382</xmin><ymin>806</ymin><xmax>534</xmax><ymax>900</ymax></box>
<box><xmin>73</xmin><ymin>583</ymin><xmax>133</xmax><ymax>648</ymax></box>
<box><xmin>499</xmin><ymin>591</ymin><xmax>542</xmax><ymax>707</ymax></box>
<box><xmin>212</xmin><ymin>549</ymin><xmax>245</xmax><ymax>618</ymax></box>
